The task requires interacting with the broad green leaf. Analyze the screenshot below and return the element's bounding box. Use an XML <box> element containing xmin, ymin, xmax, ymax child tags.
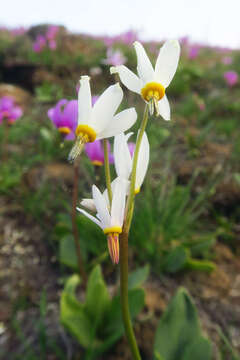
<box><xmin>128</xmin><ymin>264</ymin><xmax>150</xmax><ymax>289</ymax></box>
<box><xmin>154</xmin><ymin>287</ymin><xmax>203</xmax><ymax>360</ymax></box>
<box><xmin>85</xmin><ymin>266</ymin><xmax>110</xmax><ymax>327</ymax></box>
<box><xmin>105</xmin><ymin>288</ymin><xmax>145</xmax><ymax>336</ymax></box>
<box><xmin>183</xmin><ymin>336</ymin><xmax>212</xmax><ymax>360</ymax></box>
<box><xmin>60</xmin><ymin>275</ymin><xmax>92</xmax><ymax>347</ymax></box>
<box><xmin>59</xmin><ymin>235</ymin><xmax>78</xmax><ymax>269</ymax></box>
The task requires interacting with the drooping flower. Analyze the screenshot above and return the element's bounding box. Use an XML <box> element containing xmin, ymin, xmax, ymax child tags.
<box><xmin>102</xmin><ymin>48</ymin><xmax>126</xmax><ymax>66</ymax></box>
<box><xmin>114</xmin><ymin>131</ymin><xmax>149</xmax><ymax>194</ymax></box>
<box><xmin>77</xmin><ymin>177</ymin><xmax>127</xmax><ymax>264</ymax></box>
<box><xmin>111</xmin><ymin>40</ymin><xmax>180</xmax><ymax>120</ymax></box>
<box><xmin>68</xmin><ymin>75</ymin><xmax>137</xmax><ymax>162</ymax></box>
<box><xmin>85</xmin><ymin>139</ymin><xmax>114</xmax><ymax>166</ymax></box>
<box><xmin>48</xmin><ymin>99</ymin><xmax>78</xmax><ymax>140</ymax></box>
<box><xmin>0</xmin><ymin>96</ymin><xmax>23</xmax><ymax>124</ymax></box>
<box><xmin>224</xmin><ymin>71</ymin><xmax>238</xmax><ymax>87</ymax></box>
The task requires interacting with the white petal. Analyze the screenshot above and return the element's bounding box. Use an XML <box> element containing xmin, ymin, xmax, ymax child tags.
<box><xmin>134</xmin><ymin>41</ymin><xmax>154</xmax><ymax>83</ymax></box>
<box><xmin>136</xmin><ymin>132</ymin><xmax>149</xmax><ymax>190</ymax></box>
<box><xmin>80</xmin><ymin>199</ymin><xmax>96</xmax><ymax>212</ymax></box>
<box><xmin>158</xmin><ymin>95</ymin><xmax>171</xmax><ymax>121</ymax></box>
<box><xmin>97</xmin><ymin>108</ymin><xmax>137</xmax><ymax>140</ymax></box>
<box><xmin>111</xmin><ymin>177</ymin><xmax>127</xmax><ymax>227</ymax></box>
<box><xmin>92</xmin><ymin>185</ymin><xmax>111</xmax><ymax>228</ymax></box>
<box><xmin>78</xmin><ymin>76</ymin><xmax>92</xmax><ymax>125</ymax></box>
<box><xmin>155</xmin><ymin>40</ymin><xmax>180</xmax><ymax>88</ymax></box>
<box><xmin>91</xmin><ymin>83</ymin><xmax>123</xmax><ymax>133</ymax></box>
<box><xmin>110</xmin><ymin>65</ymin><xmax>142</xmax><ymax>94</ymax></box>
<box><xmin>114</xmin><ymin>133</ymin><xmax>133</xmax><ymax>180</ymax></box>
<box><xmin>76</xmin><ymin>207</ymin><xmax>102</xmax><ymax>228</ymax></box>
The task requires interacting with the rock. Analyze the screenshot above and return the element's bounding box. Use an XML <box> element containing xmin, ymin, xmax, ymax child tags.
<box><xmin>0</xmin><ymin>83</ymin><xmax>32</xmax><ymax>108</ymax></box>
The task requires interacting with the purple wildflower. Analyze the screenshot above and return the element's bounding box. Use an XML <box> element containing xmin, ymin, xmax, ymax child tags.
<box><xmin>85</xmin><ymin>140</ymin><xmax>114</xmax><ymax>166</ymax></box>
<box><xmin>188</xmin><ymin>45</ymin><xmax>199</xmax><ymax>59</ymax></box>
<box><xmin>102</xmin><ymin>48</ymin><xmax>126</xmax><ymax>66</ymax></box>
<box><xmin>222</xmin><ymin>56</ymin><xmax>233</xmax><ymax>65</ymax></box>
<box><xmin>33</xmin><ymin>35</ymin><xmax>46</xmax><ymax>53</ymax></box>
<box><xmin>48</xmin><ymin>99</ymin><xmax>78</xmax><ymax>140</ymax></box>
<box><xmin>224</xmin><ymin>71</ymin><xmax>238</xmax><ymax>87</ymax></box>
<box><xmin>46</xmin><ymin>25</ymin><xmax>59</xmax><ymax>40</ymax></box>
<box><xmin>0</xmin><ymin>96</ymin><xmax>23</xmax><ymax>124</ymax></box>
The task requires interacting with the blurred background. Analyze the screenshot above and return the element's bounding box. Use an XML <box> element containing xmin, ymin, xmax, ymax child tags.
<box><xmin>0</xmin><ymin>1</ymin><xmax>240</xmax><ymax>359</ymax></box>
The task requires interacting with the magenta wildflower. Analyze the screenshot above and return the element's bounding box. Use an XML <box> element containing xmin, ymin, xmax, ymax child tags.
<box><xmin>224</xmin><ymin>71</ymin><xmax>238</xmax><ymax>87</ymax></box>
<box><xmin>85</xmin><ymin>140</ymin><xmax>114</xmax><ymax>166</ymax></box>
<box><xmin>0</xmin><ymin>96</ymin><xmax>23</xmax><ymax>124</ymax></box>
<box><xmin>33</xmin><ymin>35</ymin><xmax>46</xmax><ymax>53</ymax></box>
<box><xmin>188</xmin><ymin>45</ymin><xmax>199</xmax><ymax>59</ymax></box>
<box><xmin>119</xmin><ymin>30</ymin><xmax>138</xmax><ymax>45</ymax></box>
<box><xmin>46</xmin><ymin>25</ymin><xmax>59</xmax><ymax>41</ymax></box>
<box><xmin>103</xmin><ymin>48</ymin><xmax>126</xmax><ymax>66</ymax></box>
<box><xmin>222</xmin><ymin>56</ymin><xmax>232</xmax><ymax>65</ymax></box>
<box><xmin>127</xmin><ymin>142</ymin><xmax>135</xmax><ymax>157</ymax></box>
<box><xmin>48</xmin><ymin>99</ymin><xmax>78</xmax><ymax>140</ymax></box>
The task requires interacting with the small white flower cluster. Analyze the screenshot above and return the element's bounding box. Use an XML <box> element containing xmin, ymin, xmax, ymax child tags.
<box><xmin>73</xmin><ymin>40</ymin><xmax>180</xmax><ymax>264</ymax></box>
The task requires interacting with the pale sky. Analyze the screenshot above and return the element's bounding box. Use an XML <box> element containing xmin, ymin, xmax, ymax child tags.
<box><xmin>1</xmin><ymin>0</ymin><xmax>240</xmax><ymax>48</ymax></box>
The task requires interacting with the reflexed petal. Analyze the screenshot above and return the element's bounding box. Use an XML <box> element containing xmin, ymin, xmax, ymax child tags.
<box><xmin>92</xmin><ymin>185</ymin><xmax>111</xmax><ymax>228</ymax></box>
<box><xmin>76</xmin><ymin>207</ymin><xmax>101</xmax><ymax>228</ymax></box>
<box><xmin>97</xmin><ymin>108</ymin><xmax>137</xmax><ymax>140</ymax></box>
<box><xmin>155</xmin><ymin>40</ymin><xmax>180</xmax><ymax>87</ymax></box>
<box><xmin>65</xmin><ymin>132</ymin><xmax>75</xmax><ymax>141</ymax></box>
<box><xmin>110</xmin><ymin>65</ymin><xmax>142</xmax><ymax>93</ymax></box>
<box><xmin>134</xmin><ymin>41</ymin><xmax>154</xmax><ymax>83</ymax></box>
<box><xmin>136</xmin><ymin>132</ymin><xmax>149</xmax><ymax>190</ymax></box>
<box><xmin>78</xmin><ymin>76</ymin><xmax>92</xmax><ymax>125</ymax></box>
<box><xmin>111</xmin><ymin>177</ymin><xmax>127</xmax><ymax>227</ymax></box>
<box><xmin>158</xmin><ymin>95</ymin><xmax>170</xmax><ymax>121</ymax></box>
<box><xmin>48</xmin><ymin>99</ymin><xmax>67</xmax><ymax>126</ymax></box>
<box><xmin>80</xmin><ymin>199</ymin><xmax>96</xmax><ymax>212</ymax></box>
<box><xmin>91</xmin><ymin>83</ymin><xmax>123</xmax><ymax>132</ymax></box>
<box><xmin>114</xmin><ymin>133</ymin><xmax>133</xmax><ymax>180</ymax></box>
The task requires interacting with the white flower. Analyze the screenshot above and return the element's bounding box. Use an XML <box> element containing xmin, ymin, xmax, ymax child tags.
<box><xmin>110</xmin><ymin>40</ymin><xmax>180</xmax><ymax>120</ymax></box>
<box><xmin>68</xmin><ymin>75</ymin><xmax>137</xmax><ymax>162</ymax></box>
<box><xmin>77</xmin><ymin>177</ymin><xmax>127</xmax><ymax>264</ymax></box>
<box><xmin>114</xmin><ymin>131</ymin><xmax>149</xmax><ymax>194</ymax></box>
<box><xmin>80</xmin><ymin>177</ymin><xmax>129</xmax><ymax>212</ymax></box>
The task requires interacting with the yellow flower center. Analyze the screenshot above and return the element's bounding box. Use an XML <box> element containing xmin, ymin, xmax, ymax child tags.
<box><xmin>58</xmin><ymin>126</ymin><xmax>71</xmax><ymax>134</ymax></box>
<box><xmin>141</xmin><ymin>82</ymin><xmax>165</xmax><ymax>102</ymax></box>
<box><xmin>103</xmin><ymin>226</ymin><xmax>122</xmax><ymax>235</ymax></box>
<box><xmin>92</xmin><ymin>160</ymin><xmax>103</xmax><ymax>166</ymax></box>
<box><xmin>75</xmin><ymin>124</ymin><xmax>97</xmax><ymax>143</ymax></box>
<box><xmin>134</xmin><ymin>187</ymin><xmax>141</xmax><ymax>195</ymax></box>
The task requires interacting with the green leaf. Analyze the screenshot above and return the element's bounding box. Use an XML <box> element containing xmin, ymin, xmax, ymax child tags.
<box><xmin>154</xmin><ymin>287</ymin><xmax>212</xmax><ymax>360</ymax></box>
<box><xmin>128</xmin><ymin>264</ymin><xmax>150</xmax><ymax>289</ymax></box>
<box><xmin>85</xmin><ymin>265</ymin><xmax>110</xmax><ymax>328</ymax></box>
<box><xmin>183</xmin><ymin>336</ymin><xmax>212</xmax><ymax>360</ymax></box>
<box><xmin>185</xmin><ymin>258</ymin><xmax>216</xmax><ymax>272</ymax></box>
<box><xmin>60</xmin><ymin>275</ymin><xmax>92</xmax><ymax>348</ymax></box>
<box><xmin>104</xmin><ymin>288</ymin><xmax>145</xmax><ymax>337</ymax></box>
<box><xmin>59</xmin><ymin>235</ymin><xmax>78</xmax><ymax>270</ymax></box>
<box><xmin>163</xmin><ymin>247</ymin><xmax>188</xmax><ymax>273</ymax></box>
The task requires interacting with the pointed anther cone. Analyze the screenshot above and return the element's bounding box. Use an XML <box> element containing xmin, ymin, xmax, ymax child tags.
<box><xmin>107</xmin><ymin>233</ymin><xmax>120</xmax><ymax>264</ymax></box>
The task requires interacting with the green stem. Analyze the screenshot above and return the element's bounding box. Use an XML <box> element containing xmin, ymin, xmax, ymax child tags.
<box><xmin>125</xmin><ymin>105</ymin><xmax>149</xmax><ymax>231</ymax></box>
<box><xmin>120</xmin><ymin>228</ymin><xmax>141</xmax><ymax>360</ymax></box>
<box><xmin>103</xmin><ymin>139</ymin><xmax>112</xmax><ymax>205</ymax></box>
